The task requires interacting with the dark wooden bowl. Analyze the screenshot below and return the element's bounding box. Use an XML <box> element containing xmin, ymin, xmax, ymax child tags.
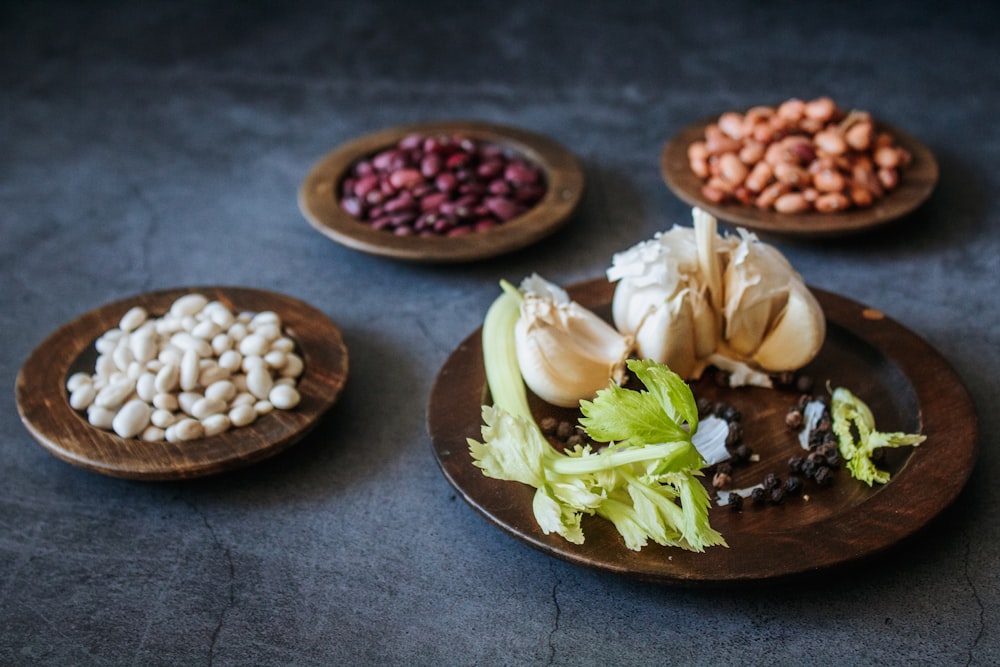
<box><xmin>299</xmin><ymin>120</ymin><xmax>585</xmax><ymax>263</ymax></box>
<box><xmin>661</xmin><ymin>117</ymin><xmax>939</xmax><ymax>237</ymax></box>
<box><xmin>15</xmin><ymin>287</ymin><xmax>349</xmax><ymax>480</ymax></box>
<box><xmin>427</xmin><ymin>278</ymin><xmax>978</xmax><ymax>584</ymax></box>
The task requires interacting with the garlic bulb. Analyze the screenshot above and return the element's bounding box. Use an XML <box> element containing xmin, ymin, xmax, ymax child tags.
<box><xmin>607</xmin><ymin>208</ymin><xmax>825</xmax><ymax>386</ymax></box>
<box><xmin>514</xmin><ymin>274</ymin><xmax>633</xmax><ymax>407</ymax></box>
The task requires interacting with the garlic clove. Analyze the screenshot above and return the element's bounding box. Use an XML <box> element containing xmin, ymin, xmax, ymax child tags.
<box><xmin>752</xmin><ymin>281</ymin><xmax>826</xmax><ymax>371</ymax></box>
<box><xmin>515</xmin><ymin>274</ymin><xmax>633</xmax><ymax>408</ymax></box>
<box><xmin>722</xmin><ymin>230</ymin><xmax>796</xmax><ymax>356</ymax></box>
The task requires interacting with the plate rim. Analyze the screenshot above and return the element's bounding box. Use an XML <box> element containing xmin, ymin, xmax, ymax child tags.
<box><xmin>427</xmin><ymin>278</ymin><xmax>978</xmax><ymax>583</ymax></box>
<box><xmin>15</xmin><ymin>286</ymin><xmax>349</xmax><ymax>481</ymax></box>
<box><xmin>661</xmin><ymin>115</ymin><xmax>939</xmax><ymax>237</ymax></box>
<box><xmin>298</xmin><ymin>120</ymin><xmax>585</xmax><ymax>263</ymax></box>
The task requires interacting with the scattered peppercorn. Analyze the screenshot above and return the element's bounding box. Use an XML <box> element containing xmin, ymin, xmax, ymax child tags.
<box><xmin>814</xmin><ymin>465</ymin><xmax>834</xmax><ymax>486</ymax></box>
<box><xmin>728</xmin><ymin>492</ymin><xmax>744</xmax><ymax>512</ymax></box>
<box><xmin>769</xmin><ymin>487</ymin><xmax>786</xmax><ymax>505</ymax></box>
<box><xmin>751</xmin><ymin>487</ymin><xmax>768</xmax><ymax>506</ymax></box>
<box><xmin>763</xmin><ymin>472</ymin><xmax>781</xmax><ymax>490</ymax></box>
<box><xmin>726</xmin><ymin>421</ymin><xmax>743</xmax><ymax>447</ymax></box>
<box><xmin>785</xmin><ymin>475</ymin><xmax>803</xmax><ymax>495</ymax></box>
<box><xmin>788</xmin><ymin>455</ymin><xmax>804</xmax><ymax>473</ymax></box>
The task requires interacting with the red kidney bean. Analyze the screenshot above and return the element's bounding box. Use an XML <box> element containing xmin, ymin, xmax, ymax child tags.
<box><xmin>337</xmin><ymin>132</ymin><xmax>548</xmax><ymax>236</ymax></box>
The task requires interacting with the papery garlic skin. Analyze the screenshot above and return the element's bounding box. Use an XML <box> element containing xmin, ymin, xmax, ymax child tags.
<box><xmin>607</xmin><ymin>208</ymin><xmax>825</xmax><ymax>386</ymax></box>
<box><xmin>514</xmin><ymin>274</ymin><xmax>633</xmax><ymax>408</ymax></box>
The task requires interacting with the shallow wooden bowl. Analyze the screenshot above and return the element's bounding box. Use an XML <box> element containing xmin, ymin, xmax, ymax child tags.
<box><xmin>16</xmin><ymin>287</ymin><xmax>349</xmax><ymax>481</ymax></box>
<box><xmin>299</xmin><ymin>120</ymin><xmax>585</xmax><ymax>263</ymax></box>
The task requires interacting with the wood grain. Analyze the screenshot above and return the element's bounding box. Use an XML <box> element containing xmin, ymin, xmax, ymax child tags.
<box><xmin>661</xmin><ymin>117</ymin><xmax>939</xmax><ymax>237</ymax></box>
<box><xmin>16</xmin><ymin>287</ymin><xmax>349</xmax><ymax>480</ymax></box>
<box><xmin>426</xmin><ymin>278</ymin><xmax>978</xmax><ymax>584</ymax></box>
<box><xmin>298</xmin><ymin>120</ymin><xmax>585</xmax><ymax>263</ymax></box>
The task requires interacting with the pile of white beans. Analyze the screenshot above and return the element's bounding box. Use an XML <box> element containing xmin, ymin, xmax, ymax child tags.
<box><xmin>66</xmin><ymin>293</ymin><xmax>303</xmax><ymax>442</ymax></box>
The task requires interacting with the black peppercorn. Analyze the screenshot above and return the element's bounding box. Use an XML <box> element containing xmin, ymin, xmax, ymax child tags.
<box><xmin>728</xmin><ymin>492</ymin><xmax>744</xmax><ymax>512</ymax></box>
<box><xmin>718</xmin><ymin>404</ymin><xmax>742</xmax><ymax>423</ymax></box>
<box><xmin>716</xmin><ymin>462</ymin><xmax>734</xmax><ymax>477</ymax></box>
<box><xmin>814</xmin><ymin>465</ymin><xmax>834</xmax><ymax>486</ymax></box>
<box><xmin>796</xmin><ymin>375</ymin><xmax>815</xmax><ymax>393</ymax></box>
<box><xmin>751</xmin><ymin>487</ymin><xmax>768</xmax><ymax>506</ymax></box>
<box><xmin>763</xmin><ymin>472</ymin><xmax>781</xmax><ymax>490</ymax></box>
<box><xmin>726</xmin><ymin>421</ymin><xmax>743</xmax><ymax>447</ymax></box>
<box><xmin>770</xmin><ymin>487</ymin><xmax>786</xmax><ymax>505</ymax></box>
<box><xmin>696</xmin><ymin>397</ymin><xmax>714</xmax><ymax>416</ymax></box>
<box><xmin>788</xmin><ymin>455</ymin><xmax>804</xmax><ymax>473</ymax></box>
<box><xmin>784</xmin><ymin>475</ymin><xmax>803</xmax><ymax>495</ymax></box>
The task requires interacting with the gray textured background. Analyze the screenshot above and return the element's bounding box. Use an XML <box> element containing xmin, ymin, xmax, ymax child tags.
<box><xmin>2</xmin><ymin>1</ymin><xmax>998</xmax><ymax>665</ymax></box>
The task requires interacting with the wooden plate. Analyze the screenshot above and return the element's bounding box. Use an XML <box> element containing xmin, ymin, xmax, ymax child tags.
<box><xmin>15</xmin><ymin>287</ymin><xmax>349</xmax><ymax>481</ymax></box>
<box><xmin>661</xmin><ymin>117</ymin><xmax>939</xmax><ymax>237</ymax></box>
<box><xmin>427</xmin><ymin>279</ymin><xmax>978</xmax><ymax>584</ymax></box>
<box><xmin>299</xmin><ymin>120</ymin><xmax>585</xmax><ymax>263</ymax></box>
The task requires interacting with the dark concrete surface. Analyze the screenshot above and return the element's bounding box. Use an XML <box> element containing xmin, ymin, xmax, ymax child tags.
<box><xmin>2</xmin><ymin>1</ymin><xmax>998</xmax><ymax>665</ymax></box>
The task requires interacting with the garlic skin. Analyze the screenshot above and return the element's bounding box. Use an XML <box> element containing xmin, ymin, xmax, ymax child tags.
<box><xmin>607</xmin><ymin>208</ymin><xmax>825</xmax><ymax>386</ymax></box>
<box><xmin>514</xmin><ymin>274</ymin><xmax>633</xmax><ymax>408</ymax></box>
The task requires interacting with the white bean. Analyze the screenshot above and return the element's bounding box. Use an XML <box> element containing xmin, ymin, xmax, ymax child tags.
<box><xmin>119</xmin><ymin>306</ymin><xmax>148</xmax><ymax>332</ymax></box>
<box><xmin>94</xmin><ymin>378</ymin><xmax>135</xmax><ymax>409</ymax></box>
<box><xmin>69</xmin><ymin>383</ymin><xmax>97</xmax><ymax>410</ymax></box>
<box><xmin>171</xmin><ymin>418</ymin><xmax>205</xmax><ymax>441</ymax></box>
<box><xmin>135</xmin><ymin>372</ymin><xmax>157</xmax><ymax>403</ymax></box>
<box><xmin>252</xmin><ymin>323</ymin><xmax>281</xmax><ymax>342</ymax></box>
<box><xmin>112</xmin><ymin>399</ymin><xmax>151</xmax><ymax>438</ymax></box>
<box><xmin>211</xmin><ymin>333</ymin><xmax>233</xmax><ymax>356</ymax></box>
<box><xmin>169</xmin><ymin>294</ymin><xmax>208</xmax><ymax>318</ymax></box>
<box><xmin>206</xmin><ymin>302</ymin><xmax>235</xmax><ymax>328</ymax></box>
<box><xmin>239</xmin><ymin>333</ymin><xmax>269</xmax><ymax>357</ymax></box>
<box><xmin>281</xmin><ymin>353</ymin><xmax>304</xmax><ymax>379</ymax></box>
<box><xmin>198</xmin><ymin>363</ymin><xmax>229</xmax><ymax>387</ymax></box>
<box><xmin>205</xmin><ymin>380</ymin><xmax>237</xmax><ymax>403</ymax></box>
<box><xmin>180</xmin><ymin>349</ymin><xmax>200</xmax><ymax>392</ymax></box>
<box><xmin>264</xmin><ymin>350</ymin><xmax>286</xmax><ymax>369</ymax></box>
<box><xmin>218</xmin><ymin>349</ymin><xmax>242</xmax><ymax>373</ymax></box>
<box><xmin>229</xmin><ymin>403</ymin><xmax>256</xmax><ymax>427</ymax></box>
<box><xmin>171</xmin><ymin>332</ymin><xmax>212</xmax><ymax>358</ymax></box>
<box><xmin>130</xmin><ymin>332</ymin><xmax>158</xmax><ymax>364</ymax></box>
<box><xmin>201</xmin><ymin>414</ymin><xmax>231</xmax><ymax>436</ymax></box>
<box><xmin>152</xmin><ymin>392</ymin><xmax>178</xmax><ymax>411</ymax></box>
<box><xmin>154</xmin><ymin>364</ymin><xmax>180</xmax><ymax>394</ymax></box>
<box><xmin>87</xmin><ymin>405</ymin><xmax>116</xmax><ymax>429</ymax></box>
<box><xmin>141</xmin><ymin>426</ymin><xmax>166</xmax><ymax>442</ymax></box>
<box><xmin>269</xmin><ymin>384</ymin><xmax>301</xmax><ymax>410</ymax></box>
<box><xmin>228</xmin><ymin>322</ymin><xmax>248</xmax><ymax>342</ymax></box>
<box><xmin>151</xmin><ymin>409</ymin><xmax>177</xmax><ymax>428</ymax></box>
<box><xmin>270</xmin><ymin>337</ymin><xmax>295</xmax><ymax>353</ymax></box>
<box><xmin>177</xmin><ymin>391</ymin><xmax>202</xmax><ymax>416</ymax></box>
<box><xmin>66</xmin><ymin>372</ymin><xmax>92</xmax><ymax>393</ymax></box>
<box><xmin>191</xmin><ymin>397</ymin><xmax>227</xmax><ymax>420</ymax></box>
<box><xmin>95</xmin><ymin>354</ymin><xmax>117</xmax><ymax>378</ymax></box>
<box><xmin>231</xmin><ymin>392</ymin><xmax>255</xmax><ymax>407</ymax></box>
<box><xmin>191</xmin><ymin>319</ymin><xmax>220</xmax><ymax>340</ymax></box>
<box><xmin>246</xmin><ymin>367</ymin><xmax>273</xmax><ymax>400</ymax></box>
<box><xmin>254</xmin><ymin>399</ymin><xmax>274</xmax><ymax>415</ymax></box>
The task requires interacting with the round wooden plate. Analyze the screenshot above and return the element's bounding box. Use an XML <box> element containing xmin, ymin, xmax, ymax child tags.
<box><xmin>427</xmin><ymin>279</ymin><xmax>978</xmax><ymax>584</ymax></box>
<box><xmin>15</xmin><ymin>287</ymin><xmax>349</xmax><ymax>481</ymax></box>
<box><xmin>661</xmin><ymin>117</ymin><xmax>939</xmax><ymax>237</ymax></box>
<box><xmin>299</xmin><ymin>120</ymin><xmax>585</xmax><ymax>263</ymax></box>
